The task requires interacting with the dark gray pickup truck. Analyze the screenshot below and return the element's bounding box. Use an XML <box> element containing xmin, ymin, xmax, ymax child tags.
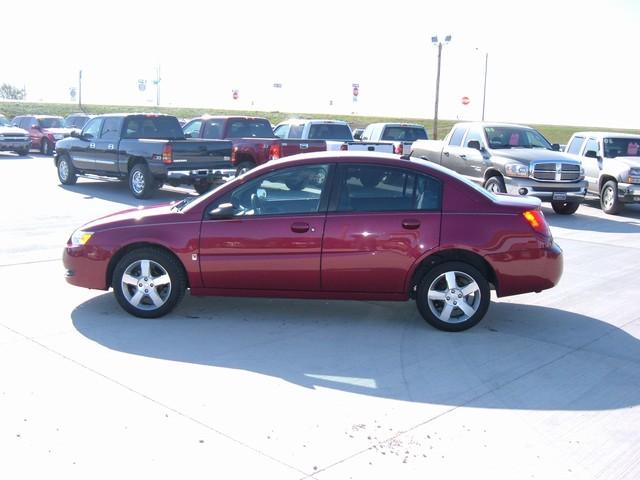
<box><xmin>54</xmin><ymin>114</ymin><xmax>233</xmax><ymax>198</ymax></box>
<box><xmin>411</xmin><ymin>122</ymin><xmax>588</xmax><ymax>214</ymax></box>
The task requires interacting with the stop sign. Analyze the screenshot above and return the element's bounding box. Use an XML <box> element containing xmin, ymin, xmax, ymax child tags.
<box><xmin>461</xmin><ymin>96</ymin><xmax>470</xmax><ymax>105</ymax></box>
<box><xmin>232</xmin><ymin>90</ymin><xmax>239</xmax><ymax>100</ymax></box>
<box><xmin>353</xmin><ymin>86</ymin><xmax>359</xmax><ymax>97</ymax></box>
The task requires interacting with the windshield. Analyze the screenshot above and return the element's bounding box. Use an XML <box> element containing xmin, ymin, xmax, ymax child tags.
<box><xmin>0</xmin><ymin>117</ymin><xmax>9</xmax><ymax>127</ymax></box>
<box><xmin>381</xmin><ymin>126</ymin><xmax>428</xmax><ymax>141</ymax></box>
<box><xmin>308</xmin><ymin>123</ymin><xmax>353</xmax><ymax>141</ymax></box>
<box><xmin>123</xmin><ymin>116</ymin><xmax>185</xmax><ymax>140</ymax></box>
<box><xmin>227</xmin><ymin>119</ymin><xmax>275</xmax><ymax>138</ymax></box>
<box><xmin>484</xmin><ymin>126</ymin><xmax>552</xmax><ymax>150</ymax></box>
<box><xmin>65</xmin><ymin>116</ymin><xmax>90</xmax><ymax>128</ymax></box>
<box><xmin>38</xmin><ymin>117</ymin><xmax>65</xmax><ymax>129</ymax></box>
<box><xmin>603</xmin><ymin>137</ymin><xmax>640</xmax><ymax>158</ymax></box>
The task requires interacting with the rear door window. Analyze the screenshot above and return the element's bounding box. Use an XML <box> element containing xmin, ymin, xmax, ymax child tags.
<box><xmin>448</xmin><ymin>127</ymin><xmax>467</xmax><ymax>146</ymax></box>
<box><xmin>566</xmin><ymin>136</ymin><xmax>585</xmax><ymax>155</ymax></box>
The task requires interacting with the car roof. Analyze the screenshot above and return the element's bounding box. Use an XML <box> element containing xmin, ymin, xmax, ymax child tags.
<box><xmin>571</xmin><ymin>131</ymin><xmax>640</xmax><ymax>139</ymax></box>
<box><xmin>196</xmin><ymin>115</ymin><xmax>269</xmax><ymax>121</ymax></box>
<box><xmin>454</xmin><ymin>121</ymin><xmax>536</xmax><ymax>130</ymax></box>
<box><xmin>279</xmin><ymin>118</ymin><xmax>349</xmax><ymax>125</ymax></box>
<box><xmin>368</xmin><ymin>122</ymin><xmax>425</xmax><ymax>128</ymax></box>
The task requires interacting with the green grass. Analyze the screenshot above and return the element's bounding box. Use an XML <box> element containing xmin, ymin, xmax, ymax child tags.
<box><xmin>1</xmin><ymin>101</ymin><xmax>638</xmax><ymax>144</ymax></box>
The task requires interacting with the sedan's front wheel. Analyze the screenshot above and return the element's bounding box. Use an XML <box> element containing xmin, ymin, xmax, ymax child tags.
<box><xmin>416</xmin><ymin>262</ymin><xmax>490</xmax><ymax>332</ymax></box>
<box><xmin>112</xmin><ymin>248</ymin><xmax>186</xmax><ymax>318</ymax></box>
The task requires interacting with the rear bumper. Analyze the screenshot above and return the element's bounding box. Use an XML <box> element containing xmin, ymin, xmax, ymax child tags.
<box><xmin>504</xmin><ymin>177</ymin><xmax>588</xmax><ymax>203</ymax></box>
<box><xmin>489</xmin><ymin>241</ymin><xmax>563</xmax><ymax>298</ymax></box>
<box><xmin>166</xmin><ymin>168</ymin><xmax>235</xmax><ymax>185</ymax></box>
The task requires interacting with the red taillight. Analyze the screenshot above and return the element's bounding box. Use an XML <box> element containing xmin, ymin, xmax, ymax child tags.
<box><xmin>394</xmin><ymin>143</ymin><xmax>403</xmax><ymax>154</ymax></box>
<box><xmin>231</xmin><ymin>146</ymin><xmax>238</xmax><ymax>164</ymax></box>
<box><xmin>269</xmin><ymin>143</ymin><xmax>281</xmax><ymax>160</ymax></box>
<box><xmin>162</xmin><ymin>144</ymin><xmax>173</xmax><ymax>164</ymax></box>
<box><xmin>523</xmin><ymin>209</ymin><xmax>550</xmax><ymax>236</ymax></box>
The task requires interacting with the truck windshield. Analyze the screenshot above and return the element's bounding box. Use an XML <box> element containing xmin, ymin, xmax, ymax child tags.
<box><xmin>38</xmin><ymin>117</ymin><xmax>65</xmax><ymax>128</ymax></box>
<box><xmin>603</xmin><ymin>137</ymin><xmax>640</xmax><ymax>158</ymax></box>
<box><xmin>227</xmin><ymin>119</ymin><xmax>275</xmax><ymax>138</ymax></box>
<box><xmin>484</xmin><ymin>126</ymin><xmax>552</xmax><ymax>150</ymax></box>
<box><xmin>308</xmin><ymin>124</ymin><xmax>353</xmax><ymax>141</ymax></box>
<box><xmin>123</xmin><ymin>116</ymin><xmax>185</xmax><ymax>140</ymax></box>
<box><xmin>381</xmin><ymin>126</ymin><xmax>428</xmax><ymax>141</ymax></box>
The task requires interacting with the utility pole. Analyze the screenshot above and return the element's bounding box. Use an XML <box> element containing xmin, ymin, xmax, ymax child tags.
<box><xmin>78</xmin><ymin>70</ymin><xmax>83</xmax><ymax>113</ymax></box>
<box><xmin>431</xmin><ymin>35</ymin><xmax>451</xmax><ymax>140</ymax></box>
<box><xmin>154</xmin><ymin>65</ymin><xmax>161</xmax><ymax>107</ymax></box>
<box><xmin>482</xmin><ymin>52</ymin><xmax>488</xmax><ymax>121</ymax></box>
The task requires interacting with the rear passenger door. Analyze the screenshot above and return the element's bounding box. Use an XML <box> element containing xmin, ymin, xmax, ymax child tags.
<box><xmin>321</xmin><ymin>164</ymin><xmax>442</xmax><ymax>293</ymax></box>
<box><xmin>93</xmin><ymin>117</ymin><xmax>122</xmax><ymax>174</ymax></box>
<box><xmin>580</xmin><ymin>137</ymin><xmax>601</xmax><ymax>192</ymax></box>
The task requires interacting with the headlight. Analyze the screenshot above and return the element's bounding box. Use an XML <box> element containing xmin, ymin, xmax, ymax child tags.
<box><xmin>70</xmin><ymin>230</ymin><xmax>94</xmax><ymax>246</ymax></box>
<box><xmin>53</xmin><ymin>134</ymin><xmax>64</xmax><ymax>140</ymax></box>
<box><xmin>628</xmin><ymin>168</ymin><xmax>640</xmax><ymax>184</ymax></box>
<box><xmin>505</xmin><ymin>163</ymin><xmax>529</xmax><ymax>178</ymax></box>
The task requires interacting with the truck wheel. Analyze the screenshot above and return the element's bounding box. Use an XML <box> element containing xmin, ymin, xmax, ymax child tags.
<box><xmin>484</xmin><ymin>176</ymin><xmax>506</xmax><ymax>194</ymax></box>
<box><xmin>194</xmin><ymin>182</ymin><xmax>212</xmax><ymax>195</ymax></box>
<box><xmin>415</xmin><ymin>261</ymin><xmax>490</xmax><ymax>332</ymax></box>
<box><xmin>41</xmin><ymin>139</ymin><xmax>52</xmax><ymax>156</ymax></box>
<box><xmin>112</xmin><ymin>247</ymin><xmax>186</xmax><ymax>318</ymax></box>
<box><xmin>16</xmin><ymin>148</ymin><xmax>29</xmax><ymax>156</ymax></box>
<box><xmin>551</xmin><ymin>201</ymin><xmax>580</xmax><ymax>215</ymax></box>
<box><xmin>57</xmin><ymin>154</ymin><xmax>78</xmax><ymax>185</ymax></box>
<box><xmin>600</xmin><ymin>180</ymin><xmax>623</xmax><ymax>214</ymax></box>
<box><xmin>129</xmin><ymin>163</ymin><xmax>157</xmax><ymax>199</ymax></box>
<box><xmin>235</xmin><ymin>161</ymin><xmax>254</xmax><ymax>177</ymax></box>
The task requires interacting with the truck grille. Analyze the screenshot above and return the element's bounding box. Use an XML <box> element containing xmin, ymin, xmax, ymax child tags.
<box><xmin>2</xmin><ymin>134</ymin><xmax>28</xmax><ymax>141</ymax></box>
<box><xmin>531</xmin><ymin>163</ymin><xmax>581</xmax><ymax>182</ymax></box>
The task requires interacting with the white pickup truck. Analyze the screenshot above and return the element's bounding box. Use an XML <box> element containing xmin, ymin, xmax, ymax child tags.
<box><xmin>273</xmin><ymin>119</ymin><xmax>394</xmax><ymax>153</ymax></box>
<box><xmin>564</xmin><ymin>131</ymin><xmax>640</xmax><ymax>214</ymax></box>
<box><xmin>360</xmin><ymin>122</ymin><xmax>429</xmax><ymax>155</ymax></box>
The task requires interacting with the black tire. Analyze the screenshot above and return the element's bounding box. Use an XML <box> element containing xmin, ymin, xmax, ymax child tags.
<box><xmin>194</xmin><ymin>182</ymin><xmax>212</xmax><ymax>195</ymax></box>
<box><xmin>128</xmin><ymin>163</ymin><xmax>157</xmax><ymax>199</ymax></box>
<box><xmin>16</xmin><ymin>148</ymin><xmax>29</xmax><ymax>156</ymax></box>
<box><xmin>235</xmin><ymin>161</ymin><xmax>254</xmax><ymax>177</ymax></box>
<box><xmin>57</xmin><ymin>154</ymin><xmax>78</xmax><ymax>185</ymax></box>
<box><xmin>416</xmin><ymin>261</ymin><xmax>490</xmax><ymax>332</ymax></box>
<box><xmin>600</xmin><ymin>180</ymin><xmax>623</xmax><ymax>215</ymax></box>
<box><xmin>112</xmin><ymin>247</ymin><xmax>186</xmax><ymax>318</ymax></box>
<box><xmin>551</xmin><ymin>201</ymin><xmax>580</xmax><ymax>215</ymax></box>
<box><xmin>41</xmin><ymin>138</ymin><xmax>52</xmax><ymax>156</ymax></box>
<box><xmin>484</xmin><ymin>175</ymin><xmax>506</xmax><ymax>194</ymax></box>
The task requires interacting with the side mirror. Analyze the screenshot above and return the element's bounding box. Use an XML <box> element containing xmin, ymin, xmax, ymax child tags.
<box><xmin>467</xmin><ymin>140</ymin><xmax>481</xmax><ymax>151</ymax></box>
<box><xmin>184</xmin><ymin>132</ymin><xmax>192</xmax><ymax>138</ymax></box>
<box><xmin>208</xmin><ymin>202</ymin><xmax>235</xmax><ymax>219</ymax></box>
<box><xmin>31</xmin><ymin>124</ymin><xmax>41</xmax><ymax>130</ymax></box>
<box><xmin>353</xmin><ymin>131</ymin><xmax>362</xmax><ymax>140</ymax></box>
<box><xmin>551</xmin><ymin>143</ymin><xmax>560</xmax><ymax>151</ymax></box>
<box><xmin>585</xmin><ymin>150</ymin><xmax>598</xmax><ymax>159</ymax></box>
<box><xmin>70</xmin><ymin>130</ymin><xmax>79</xmax><ymax>138</ymax></box>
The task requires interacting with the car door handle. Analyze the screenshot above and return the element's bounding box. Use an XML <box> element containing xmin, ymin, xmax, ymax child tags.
<box><xmin>402</xmin><ymin>219</ymin><xmax>421</xmax><ymax>230</ymax></box>
<box><xmin>443</xmin><ymin>151</ymin><xmax>450</xmax><ymax>156</ymax></box>
<box><xmin>460</xmin><ymin>154</ymin><xmax>467</xmax><ymax>159</ymax></box>
<box><xmin>291</xmin><ymin>222</ymin><xmax>310</xmax><ymax>233</ymax></box>
<box><xmin>89</xmin><ymin>143</ymin><xmax>96</xmax><ymax>149</ymax></box>
<box><xmin>300</xmin><ymin>143</ymin><xmax>308</xmax><ymax>149</ymax></box>
<box><xmin>108</xmin><ymin>144</ymin><xmax>115</xmax><ymax>150</ymax></box>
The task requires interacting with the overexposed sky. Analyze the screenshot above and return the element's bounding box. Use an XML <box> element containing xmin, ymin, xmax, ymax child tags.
<box><xmin>4</xmin><ymin>0</ymin><xmax>640</xmax><ymax>128</ymax></box>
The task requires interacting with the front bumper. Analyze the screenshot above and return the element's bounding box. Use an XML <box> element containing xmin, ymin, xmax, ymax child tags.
<box><xmin>166</xmin><ymin>168</ymin><xmax>236</xmax><ymax>185</ymax></box>
<box><xmin>63</xmin><ymin>244</ymin><xmax>111</xmax><ymax>290</ymax></box>
<box><xmin>617</xmin><ymin>182</ymin><xmax>640</xmax><ymax>203</ymax></box>
<box><xmin>0</xmin><ymin>139</ymin><xmax>30</xmax><ymax>151</ymax></box>
<box><xmin>504</xmin><ymin>177</ymin><xmax>588</xmax><ymax>203</ymax></box>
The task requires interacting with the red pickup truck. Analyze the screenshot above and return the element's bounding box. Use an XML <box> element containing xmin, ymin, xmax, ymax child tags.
<box><xmin>182</xmin><ymin>116</ymin><xmax>325</xmax><ymax>176</ymax></box>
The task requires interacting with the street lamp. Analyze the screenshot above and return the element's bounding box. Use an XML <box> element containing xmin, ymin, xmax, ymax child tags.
<box><xmin>476</xmin><ymin>48</ymin><xmax>489</xmax><ymax>121</ymax></box>
<box><xmin>431</xmin><ymin>35</ymin><xmax>451</xmax><ymax>140</ymax></box>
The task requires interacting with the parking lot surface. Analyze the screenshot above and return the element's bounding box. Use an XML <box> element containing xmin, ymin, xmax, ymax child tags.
<box><xmin>1</xmin><ymin>153</ymin><xmax>640</xmax><ymax>479</ymax></box>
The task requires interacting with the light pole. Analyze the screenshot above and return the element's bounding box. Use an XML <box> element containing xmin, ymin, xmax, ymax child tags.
<box><xmin>431</xmin><ymin>35</ymin><xmax>451</xmax><ymax>140</ymax></box>
<box><xmin>476</xmin><ymin>49</ymin><xmax>489</xmax><ymax>121</ymax></box>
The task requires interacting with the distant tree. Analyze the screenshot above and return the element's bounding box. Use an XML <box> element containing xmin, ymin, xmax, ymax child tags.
<box><xmin>0</xmin><ymin>83</ymin><xmax>26</xmax><ymax>100</ymax></box>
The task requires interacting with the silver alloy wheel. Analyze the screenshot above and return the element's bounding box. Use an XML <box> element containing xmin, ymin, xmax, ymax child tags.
<box><xmin>120</xmin><ymin>259</ymin><xmax>172</xmax><ymax>311</ymax></box>
<box><xmin>131</xmin><ymin>170</ymin><xmax>145</xmax><ymax>194</ymax></box>
<box><xmin>486</xmin><ymin>180</ymin><xmax>502</xmax><ymax>193</ymax></box>
<box><xmin>426</xmin><ymin>270</ymin><xmax>481</xmax><ymax>324</ymax></box>
<box><xmin>58</xmin><ymin>159</ymin><xmax>69</xmax><ymax>181</ymax></box>
<box><xmin>602</xmin><ymin>186</ymin><xmax>615</xmax><ymax>210</ymax></box>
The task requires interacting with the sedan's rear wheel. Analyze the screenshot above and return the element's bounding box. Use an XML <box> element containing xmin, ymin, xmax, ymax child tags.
<box><xmin>112</xmin><ymin>248</ymin><xmax>186</xmax><ymax>318</ymax></box>
<box><xmin>416</xmin><ymin>262</ymin><xmax>490</xmax><ymax>332</ymax></box>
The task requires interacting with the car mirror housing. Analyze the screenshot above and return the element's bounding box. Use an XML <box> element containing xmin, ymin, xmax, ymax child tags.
<box><xmin>467</xmin><ymin>140</ymin><xmax>481</xmax><ymax>151</ymax></box>
<box><xmin>208</xmin><ymin>202</ymin><xmax>235</xmax><ymax>219</ymax></box>
<box><xmin>585</xmin><ymin>150</ymin><xmax>598</xmax><ymax>159</ymax></box>
<box><xmin>552</xmin><ymin>143</ymin><xmax>560</xmax><ymax>151</ymax></box>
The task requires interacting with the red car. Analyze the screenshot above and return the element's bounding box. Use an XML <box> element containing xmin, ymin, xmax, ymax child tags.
<box><xmin>63</xmin><ymin>152</ymin><xmax>562</xmax><ymax>331</ymax></box>
<box><xmin>12</xmin><ymin>115</ymin><xmax>73</xmax><ymax>155</ymax></box>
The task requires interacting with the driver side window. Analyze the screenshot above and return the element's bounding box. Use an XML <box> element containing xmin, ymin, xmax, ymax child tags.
<box><xmin>208</xmin><ymin>164</ymin><xmax>330</xmax><ymax>217</ymax></box>
<box><xmin>82</xmin><ymin>118</ymin><xmax>103</xmax><ymax>140</ymax></box>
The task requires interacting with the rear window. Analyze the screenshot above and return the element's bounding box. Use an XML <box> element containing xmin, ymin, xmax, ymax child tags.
<box><xmin>227</xmin><ymin>119</ymin><xmax>275</xmax><ymax>138</ymax></box>
<box><xmin>38</xmin><ymin>117</ymin><xmax>64</xmax><ymax>128</ymax></box>
<box><xmin>123</xmin><ymin>116</ymin><xmax>184</xmax><ymax>139</ymax></box>
<box><xmin>381</xmin><ymin>126</ymin><xmax>428</xmax><ymax>141</ymax></box>
<box><xmin>308</xmin><ymin>123</ymin><xmax>353</xmax><ymax>141</ymax></box>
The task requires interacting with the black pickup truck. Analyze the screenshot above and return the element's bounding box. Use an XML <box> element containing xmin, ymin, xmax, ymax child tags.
<box><xmin>54</xmin><ymin>114</ymin><xmax>234</xmax><ymax>198</ymax></box>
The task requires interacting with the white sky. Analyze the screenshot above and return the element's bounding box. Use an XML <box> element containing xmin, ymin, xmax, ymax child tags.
<box><xmin>4</xmin><ymin>0</ymin><xmax>640</xmax><ymax>128</ymax></box>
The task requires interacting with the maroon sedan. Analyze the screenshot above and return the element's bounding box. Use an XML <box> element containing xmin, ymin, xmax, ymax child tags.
<box><xmin>63</xmin><ymin>152</ymin><xmax>562</xmax><ymax>331</ymax></box>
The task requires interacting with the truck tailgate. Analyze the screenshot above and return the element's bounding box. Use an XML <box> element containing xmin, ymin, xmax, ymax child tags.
<box><xmin>280</xmin><ymin>140</ymin><xmax>326</xmax><ymax>157</ymax></box>
<box><xmin>343</xmin><ymin>141</ymin><xmax>395</xmax><ymax>153</ymax></box>
<box><xmin>170</xmin><ymin>139</ymin><xmax>233</xmax><ymax>170</ymax></box>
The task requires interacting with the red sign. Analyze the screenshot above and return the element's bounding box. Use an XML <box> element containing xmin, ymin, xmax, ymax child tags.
<box><xmin>353</xmin><ymin>86</ymin><xmax>359</xmax><ymax>97</ymax></box>
<box><xmin>232</xmin><ymin>90</ymin><xmax>239</xmax><ymax>100</ymax></box>
<box><xmin>461</xmin><ymin>96</ymin><xmax>470</xmax><ymax>105</ymax></box>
